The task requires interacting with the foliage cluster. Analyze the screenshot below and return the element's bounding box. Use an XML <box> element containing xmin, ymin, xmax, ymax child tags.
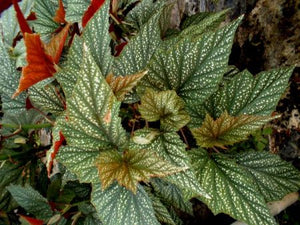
<box><xmin>0</xmin><ymin>0</ymin><xmax>300</xmax><ymax>225</ymax></box>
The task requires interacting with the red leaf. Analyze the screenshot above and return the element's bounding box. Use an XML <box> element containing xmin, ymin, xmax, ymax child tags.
<box><xmin>12</xmin><ymin>0</ymin><xmax>32</xmax><ymax>34</ymax></box>
<box><xmin>53</xmin><ymin>0</ymin><xmax>66</xmax><ymax>24</ymax></box>
<box><xmin>12</xmin><ymin>33</ymin><xmax>56</xmax><ymax>98</ymax></box>
<box><xmin>19</xmin><ymin>215</ymin><xmax>44</xmax><ymax>225</ymax></box>
<box><xmin>27</xmin><ymin>11</ymin><xmax>37</xmax><ymax>21</ymax></box>
<box><xmin>47</xmin><ymin>132</ymin><xmax>65</xmax><ymax>176</ymax></box>
<box><xmin>82</xmin><ymin>0</ymin><xmax>105</xmax><ymax>28</ymax></box>
<box><xmin>44</xmin><ymin>23</ymin><xmax>71</xmax><ymax>64</ymax></box>
<box><xmin>25</xmin><ymin>97</ymin><xmax>34</xmax><ymax>110</ymax></box>
<box><xmin>0</xmin><ymin>0</ymin><xmax>20</xmax><ymax>14</ymax></box>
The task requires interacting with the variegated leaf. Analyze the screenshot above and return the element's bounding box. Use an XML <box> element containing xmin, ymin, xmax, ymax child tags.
<box><xmin>189</xmin><ymin>148</ymin><xmax>276</xmax><ymax>225</ymax></box>
<box><xmin>92</xmin><ymin>182</ymin><xmax>160</xmax><ymax>225</ymax></box>
<box><xmin>188</xmin><ymin>68</ymin><xmax>294</xmax><ymax>127</ymax></box>
<box><xmin>130</xmin><ymin>129</ymin><xmax>209</xmax><ymax>199</ymax></box>
<box><xmin>191</xmin><ymin>111</ymin><xmax>275</xmax><ymax>148</ymax></box>
<box><xmin>0</xmin><ymin>0</ymin><xmax>33</xmax><ymax>46</ymax></box>
<box><xmin>106</xmin><ymin>71</ymin><xmax>147</xmax><ymax>101</ymax></box>
<box><xmin>139</xmin><ymin>17</ymin><xmax>243</xmax><ymax>106</ymax></box>
<box><xmin>96</xmin><ymin>149</ymin><xmax>186</xmax><ymax>193</ymax></box>
<box><xmin>113</xmin><ymin>7</ymin><xmax>163</xmax><ymax>76</ymax></box>
<box><xmin>234</xmin><ymin>151</ymin><xmax>300</xmax><ymax>202</ymax></box>
<box><xmin>55</xmin><ymin>35</ymin><xmax>83</xmax><ymax>98</ymax></box>
<box><xmin>0</xmin><ymin>37</ymin><xmax>26</xmax><ymax>113</ymax></box>
<box><xmin>65</xmin><ymin>0</ymin><xmax>91</xmax><ymax>23</ymax></box>
<box><xmin>82</xmin><ymin>0</ymin><xmax>112</xmax><ymax>76</ymax></box>
<box><xmin>139</xmin><ymin>89</ymin><xmax>190</xmax><ymax>131</ymax></box>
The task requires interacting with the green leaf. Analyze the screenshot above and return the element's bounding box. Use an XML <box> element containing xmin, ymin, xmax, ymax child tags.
<box><xmin>191</xmin><ymin>111</ymin><xmax>275</xmax><ymax>148</ymax></box>
<box><xmin>65</xmin><ymin>0</ymin><xmax>91</xmax><ymax>23</ymax></box>
<box><xmin>139</xmin><ymin>17</ymin><xmax>243</xmax><ymax>106</ymax></box>
<box><xmin>12</xmin><ymin>39</ymin><xmax>27</xmax><ymax>68</ymax></box>
<box><xmin>7</xmin><ymin>185</ymin><xmax>53</xmax><ymax>221</ymax></box>
<box><xmin>57</xmin><ymin>49</ymin><xmax>127</xmax><ymax>183</ymax></box>
<box><xmin>189</xmin><ymin>68</ymin><xmax>294</xmax><ymax>127</ymax></box>
<box><xmin>139</xmin><ymin>89</ymin><xmax>190</xmax><ymax>131</ymax></box>
<box><xmin>83</xmin><ymin>0</ymin><xmax>112</xmax><ymax>76</ymax></box>
<box><xmin>56</xmin><ymin>35</ymin><xmax>83</xmax><ymax>98</ymax></box>
<box><xmin>32</xmin><ymin>0</ymin><xmax>59</xmax><ymax>38</ymax></box>
<box><xmin>131</xmin><ymin>129</ymin><xmax>209</xmax><ymax>199</ymax></box>
<box><xmin>125</xmin><ymin>0</ymin><xmax>165</xmax><ymax>30</ymax></box>
<box><xmin>91</xmin><ymin>182</ymin><xmax>159</xmax><ymax>225</ymax></box>
<box><xmin>96</xmin><ymin>149</ymin><xmax>186</xmax><ymax>193</ymax></box>
<box><xmin>234</xmin><ymin>151</ymin><xmax>300</xmax><ymax>202</ymax></box>
<box><xmin>146</xmin><ymin>190</ymin><xmax>176</xmax><ymax>225</ymax></box>
<box><xmin>189</xmin><ymin>148</ymin><xmax>276</xmax><ymax>225</ymax></box>
<box><xmin>151</xmin><ymin>178</ymin><xmax>193</xmax><ymax>215</ymax></box>
<box><xmin>0</xmin><ymin>36</ymin><xmax>26</xmax><ymax>113</ymax></box>
<box><xmin>0</xmin><ymin>0</ymin><xmax>34</xmax><ymax>46</ymax></box>
<box><xmin>113</xmin><ymin>7</ymin><xmax>163</xmax><ymax>76</ymax></box>
<box><xmin>29</xmin><ymin>85</ymin><xmax>65</xmax><ymax>116</ymax></box>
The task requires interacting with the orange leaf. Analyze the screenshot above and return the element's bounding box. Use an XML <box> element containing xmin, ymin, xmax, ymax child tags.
<box><xmin>82</xmin><ymin>0</ymin><xmax>105</xmax><ymax>28</ymax></box>
<box><xmin>12</xmin><ymin>33</ymin><xmax>56</xmax><ymax>98</ymax></box>
<box><xmin>53</xmin><ymin>0</ymin><xmax>66</xmax><ymax>23</ymax></box>
<box><xmin>45</xmin><ymin>23</ymin><xmax>71</xmax><ymax>64</ymax></box>
<box><xmin>19</xmin><ymin>215</ymin><xmax>44</xmax><ymax>225</ymax></box>
<box><xmin>12</xmin><ymin>0</ymin><xmax>32</xmax><ymax>34</ymax></box>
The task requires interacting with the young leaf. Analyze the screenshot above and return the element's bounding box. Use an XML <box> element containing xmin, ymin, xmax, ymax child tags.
<box><xmin>19</xmin><ymin>215</ymin><xmax>44</xmax><ymax>225</ymax></box>
<box><xmin>189</xmin><ymin>68</ymin><xmax>294</xmax><ymax>127</ymax></box>
<box><xmin>96</xmin><ymin>149</ymin><xmax>187</xmax><ymax>193</ymax></box>
<box><xmin>191</xmin><ymin>111</ymin><xmax>275</xmax><ymax>148</ymax></box>
<box><xmin>0</xmin><ymin>36</ymin><xmax>26</xmax><ymax>113</ymax></box>
<box><xmin>82</xmin><ymin>0</ymin><xmax>105</xmax><ymax>28</ymax></box>
<box><xmin>234</xmin><ymin>151</ymin><xmax>300</xmax><ymax>202</ymax></box>
<box><xmin>189</xmin><ymin>148</ymin><xmax>276</xmax><ymax>225</ymax></box>
<box><xmin>131</xmin><ymin>129</ymin><xmax>209</xmax><ymax>199</ymax></box>
<box><xmin>7</xmin><ymin>185</ymin><xmax>53</xmax><ymax>221</ymax></box>
<box><xmin>106</xmin><ymin>71</ymin><xmax>147</xmax><ymax>101</ymax></box>
<box><xmin>12</xmin><ymin>33</ymin><xmax>56</xmax><ymax>98</ymax></box>
<box><xmin>53</xmin><ymin>0</ymin><xmax>66</xmax><ymax>23</ymax></box>
<box><xmin>12</xmin><ymin>0</ymin><xmax>33</xmax><ymax>34</ymax></box>
<box><xmin>92</xmin><ymin>182</ymin><xmax>160</xmax><ymax>225</ymax></box>
<box><xmin>82</xmin><ymin>0</ymin><xmax>112</xmax><ymax>76</ymax></box>
<box><xmin>139</xmin><ymin>89</ymin><xmax>190</xmax><ymax>131</ymax></box>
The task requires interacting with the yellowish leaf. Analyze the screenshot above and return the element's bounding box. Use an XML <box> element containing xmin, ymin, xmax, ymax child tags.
<box><xmin>106</xmin><ymin>71</ymin><xmax>147</xmax><ymax>101</ymax></box>
<box><xmin>96</xmin><ymin>149</ymin><xmax>187</xmax><ymax>194</ymax></box>
<box><xmin>191</xmin><ymin>111</ymin><xmax>277</xmax><ymax>148</ymax></box>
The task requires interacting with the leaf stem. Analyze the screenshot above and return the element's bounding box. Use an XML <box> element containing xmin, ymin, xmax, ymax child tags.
<box><xmin>0</xmin><ymin>149</ymin><xmax>32</xmax><ymax>160</ymax></box>
<box><xmin>180</xmin><ymin>128</ymin><xmax>190</xmax><ymax>149</ymax></box>
<box><xmin>33</xmin><ymin>108</ymin><xmax>55</xmax><ymax>125</ymax></box>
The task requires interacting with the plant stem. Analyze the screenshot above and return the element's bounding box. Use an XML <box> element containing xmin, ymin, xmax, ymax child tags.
<box><xmin>0</xmin><ymin>149</ymin><xmax>32</xmax><ymax>160</ymax></box>
<box><xmin>180</xmin><ymin>128</ymin><xmax>189</xmax><ymax>149</ymax></box>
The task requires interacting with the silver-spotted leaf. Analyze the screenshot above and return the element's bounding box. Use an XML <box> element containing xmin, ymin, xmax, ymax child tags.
<box><xmin>139</xmin><ymin>17</ymin><xmax>242</xmax><ymax>107</ymax></box>
<box><xmin>106</xmin><ymin>71</ymin><xmax>147</xmax><ymax>101</ymax></box>
<box><xmin>113</xmin><ymin>7</ymin><xmax>163</xmax><ymax>76</ymax></box>
<box><xmin>29</xmin><ymin>85</ymin><xmax>65</xmax><ymax>116</ymax></box>
<box><xmin>56</xmin><ymin>35</ymin><xmax>83</xmax><ymax>98</ymax></box>
<box><xmin>235</xmin><ymin>151</ymin><xmax>300</xmax><ymax>202</ymax></box>
<box><xmin>82</xmin><ymin>0</ymin><xmax>112</xmax><ymax>76</ymax></box>
<box><xmin>91</xmin><ymin>182</ymin><xmax>160</xmax><ymax>225</ymax></box>
<box><xmin>96</xmin><ymin>149</ymin><xmax>186</xmax><ymax>193</ymax></box>
<box><xmin>189</xmin><ymin>148</ymin><xmax>276</xmax><ymax>225</ymax></box>
<box><xmin>65</xmin><ymin>0</ymin><xmax>91</xmax><ymax>23</ymax></box>
<box><xmin>130</xmin><ymin>129</ymin><xmax>209</xmax><ymax>199</ymax></box>
<box><xmin>191</xmin><ymin>111</ymin><xmax>275</xmax><ymax>148</ymax></box>
<box><xmin>139</xmin><ymin>89</ymin><xmax>190</xmax><ymax>131</ymax></box>
<box><xmin>7</xmin><ymin>185</ymin><xmax>53</xmax><ymax>221</ymax></box>
<box><xmin>188</xmin><ymin>68</ymin><xmax>294</xmax><ymax>127</ymax></box>
<box><xmin>58</xmin><ymin>47</ymin><xmax>128</xmax><ymax>150</ymax></box>
<box><xmin>0</xmin><ymin>36</ymin><xmax>26</xmax><ymax>113</ymax></box>
<box><xmin>32</xmin><ymin>0</ymin><xmax>59</xmax><ymax>39</ymax></box>
<box><xmin>0</xmin><ymin>0</ymin><xmax>33</xmax><ymax>46</ymax></box>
